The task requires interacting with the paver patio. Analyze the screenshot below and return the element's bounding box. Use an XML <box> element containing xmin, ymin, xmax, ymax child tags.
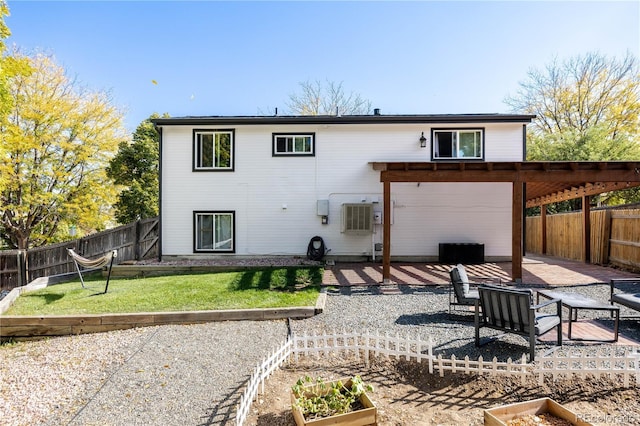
<box><xmin>322</xmin><ymin>254</ymin><xmax>640</xmax><ymax>286</ymax></box>
<box><xmin>323</xmin><ymin>254</ymin><xmax>640</xmax><ymax>345</ymax></box>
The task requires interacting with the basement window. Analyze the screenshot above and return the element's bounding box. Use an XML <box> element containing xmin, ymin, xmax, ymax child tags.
<box><xmin>194</xmin><ymin>211</ymin><xmax>235</xmax><ymax>252</ymax></box>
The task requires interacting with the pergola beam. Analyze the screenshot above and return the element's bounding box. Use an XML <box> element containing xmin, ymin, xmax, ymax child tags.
<box><xmin>526</xmin><ymin>181</ymin><xmax>640</xmax><ymax>207</ymax></box>
<box><xmin>381</xmin><ymin>169</ymin><xmax>640</xmax><ymax>184</ymax></box>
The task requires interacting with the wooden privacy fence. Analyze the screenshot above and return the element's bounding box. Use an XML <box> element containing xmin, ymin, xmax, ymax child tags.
<box><xmin>610</xmin><ymin>209</ymin><xmax>640</xmax><ymax>272</ymax></box>
<box><xmin>526</xmin><ymin>208</ymin><xmax>640</xmax><ymax>271</ymax></box>
<box><xmin>0</xmin><ymin>217</ymin><xmax>158</xmax><ymax>291</ymax></box>
<box><xmin>235</xmin><ymin>329</ymin><xmax>640</xmax><ymax>426</ymax></box>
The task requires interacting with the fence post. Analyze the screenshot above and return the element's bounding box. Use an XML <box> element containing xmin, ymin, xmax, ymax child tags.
<box><xmin>135</xmin><ymin>219</ymin><xmax>141</xmax><ymax>260</ymax></box>
<box><xmin>18</xmin><ymin>250</ymin><xmax>27</xmax><ymax>287</ymax></box>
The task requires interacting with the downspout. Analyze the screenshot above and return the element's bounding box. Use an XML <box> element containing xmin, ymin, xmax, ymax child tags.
<box><xmin>371</xmin><ymin>230</ymin><xmax>375</xmax><ymax>262</ymax></box>
<box><xmin>154</xmin><ymin>123</ymin><xmax>163</xmax><ymax>262</ymax></box>
<box><xmin>522</xmin><ymin>124</ymin><xmax>527</xmax><ymax>257</ymax></box>
<box><xmin>522</xmin><ymin>124</ymin><xmax>527</xmax><ymax>162</ymax></box>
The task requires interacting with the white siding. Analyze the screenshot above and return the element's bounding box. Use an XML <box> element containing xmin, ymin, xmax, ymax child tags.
<box><xmin>160</xmin><ymin>121</ymin><xmax>524</xmax><ymax>259</ymax></box>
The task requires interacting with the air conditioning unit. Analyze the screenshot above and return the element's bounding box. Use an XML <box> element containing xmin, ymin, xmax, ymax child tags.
<box><xmin>341</xmin><ymin>203</ymin><xmax>374</xmax><ymax>234</ymax></box>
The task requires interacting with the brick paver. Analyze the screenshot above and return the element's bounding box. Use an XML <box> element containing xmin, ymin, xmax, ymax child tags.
<box><xmin>323</xmin><ymin>254</ymin><xmax>639</xmax><ymax>286</ymax></box>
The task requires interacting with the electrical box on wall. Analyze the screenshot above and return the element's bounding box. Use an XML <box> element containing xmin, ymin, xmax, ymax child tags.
<box><xmin>317</xmin><ymin>200</ymin><xmax>329</xmax><ymax>216</ymax></box>
<box><xmin>373</xmin><ymin>210</ymin><xmax>382</xmax><ymax>224</ymax></box>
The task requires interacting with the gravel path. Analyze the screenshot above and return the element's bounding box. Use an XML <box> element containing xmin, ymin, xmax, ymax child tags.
<box><xmin>2</xmin><ymin>282</ymin><xmax>639</xmax><ymax>426</ymax></box>
<box><xmin>1</xmin><ymin>321</ymin><xmax>288</xmax><ymax>426</ymax></box>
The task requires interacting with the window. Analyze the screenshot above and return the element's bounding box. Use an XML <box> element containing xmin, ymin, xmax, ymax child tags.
<box><xmin>272</xmin><ymin>133</ymin><xmax>315</xmax><ymax>156</ymax></box>
<box><xmin>193</xmin><ymin>129</ymin><xmax>234</xmax><ymax>170</ymax></box>
<box><xmin>432</xmin><ymin>129</ymin><xmax>484</xmax><ymax>160</ymax></box>
<box><xmin>194</xmin><ymin>211</ymin><xmax>235</xmax><ymax>252</ymax></box>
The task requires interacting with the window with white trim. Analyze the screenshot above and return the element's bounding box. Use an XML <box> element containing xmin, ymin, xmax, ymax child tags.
<box><xmin>432</xmin><ymin>129</ymin><xmax>484</xmax><ymax>160</ymax></box>
<box><xmin>194</xmin><ymin>211</ymin><xmax>235</xmax><ymax>252</ymax></box>
<box><xmin>272</xmin><ymin>133</ymin><xmax>315</xmax><ymax>156</ymax></box>
<box><xmin>193</xmin><ymin>129</ymin><xmax>234</xmax><ymax>170</ymax></box>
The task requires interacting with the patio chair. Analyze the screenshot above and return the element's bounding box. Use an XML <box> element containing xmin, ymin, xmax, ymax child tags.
<box><xmin>475</xmin><ymin>284</ymin><xmax>562</xmax><ymax>362</ymax></box>
<box><xmin>448</xmin><ymin>264</ymin><xmax>501</xmax><ymax>314</ymax></box>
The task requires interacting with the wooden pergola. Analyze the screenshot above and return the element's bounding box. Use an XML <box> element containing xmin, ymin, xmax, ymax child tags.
<box><xmin>370</xmin><ymin>161</ymin><xmax>640</xmax><ymax>282</ymax></box>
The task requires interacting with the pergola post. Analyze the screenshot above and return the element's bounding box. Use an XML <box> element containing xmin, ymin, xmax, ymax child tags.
<box><xmin>582</xmin><ymin>195</ymin><xmax>591</xmax><ymax>263</ymax></box>
<box><xmin>541</xmin><ymin>204</ymin><xmax>547</xmax><ymax>254</ymax></box>
<box><xmin>512</xmin><ymin>180</ymin><xmax>524</xmax><ymax>282</ymax></box>
<box><xmin>382</xmin><ymin>180</ymin><xmax>391</xmax><ymax>283</ymax></box>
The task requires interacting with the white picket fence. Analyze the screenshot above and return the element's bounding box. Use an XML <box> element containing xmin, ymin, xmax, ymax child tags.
<box><xmin>235</xmin><ymin>329</ymin><xmax>640</xmax><ymax>426</ymax></box>
<box><xmin>236</xmin><ymin>337</ymin><xmax>294</xmax><ymax>425</ymax></box>
<box><xmin>537</xmin><ymin>346</ymin><xmax>640</xmax><ymax>387</ymax></box>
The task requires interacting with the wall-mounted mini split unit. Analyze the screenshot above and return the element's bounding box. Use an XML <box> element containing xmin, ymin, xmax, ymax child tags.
<box><xmin>341</xmin><ymin>203</ymin><xmax>374</xmax><ymax>234</ymax></box>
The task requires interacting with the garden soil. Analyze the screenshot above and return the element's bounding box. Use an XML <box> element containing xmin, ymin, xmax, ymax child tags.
<box><xmin>244</xmin><ymin>357</ymin><xmax>640</xmax><ymax>426</ymax></box>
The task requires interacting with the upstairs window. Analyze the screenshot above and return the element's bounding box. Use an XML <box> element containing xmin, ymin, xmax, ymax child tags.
<box><xmin>272</xmin><ymin>133</ymin><xmax>315</xmax><ymax>156</ymax></box>
<box><xmin>193</xmin><ymin>129</ymin><xmax>234</xmax><ymax>171</ymax></box>
<box><xmin>432</xmin><ymin>129</ymin><xmax>484</xmax><ymax>160</ymax></box>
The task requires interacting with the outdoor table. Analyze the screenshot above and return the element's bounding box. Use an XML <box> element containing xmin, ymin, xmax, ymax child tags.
<box><xmin>537</xmin><ymin>289</ymin><xmax>619</xmax><ymax>342</ymax></box>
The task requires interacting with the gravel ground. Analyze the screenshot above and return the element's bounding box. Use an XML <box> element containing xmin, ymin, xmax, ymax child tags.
<box><xmin>291</xmin><ymin>283</ymin><xmax>640</xmax><ymax>362</ymax></box>
<box><xmin>2</xmin><ymin>281</ymin><xmax>639</xmax><ymax>426</ymax></box>
<box><xmin>1</xmin><ymin>321</ymin><xmax>288</xmax><ymax>426</ymax></box>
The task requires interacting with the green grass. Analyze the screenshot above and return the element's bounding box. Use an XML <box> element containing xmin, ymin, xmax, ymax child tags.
<box><xmin>4</xmin><ymin>267</ymin><xmax>323</xmax><ymax>315</ymax></box>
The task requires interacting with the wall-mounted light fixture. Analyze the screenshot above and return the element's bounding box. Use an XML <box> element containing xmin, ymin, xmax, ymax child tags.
<box><xmin>419</xmin><ymin>132</ymin><xmax>427</xmax><ymax>148</ymax></box>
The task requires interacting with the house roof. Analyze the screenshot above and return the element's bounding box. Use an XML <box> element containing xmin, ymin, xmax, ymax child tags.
<box><xmin>152</xmin><ymin>113</ymin><xmax>536</xmax><ymax>126</ymax></box>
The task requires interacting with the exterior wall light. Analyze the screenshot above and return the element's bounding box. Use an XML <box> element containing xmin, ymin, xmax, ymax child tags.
<box><xmin>420</xmin><ymin>132</ymin><xmax>427</xmax><ymax>148</ymax></box>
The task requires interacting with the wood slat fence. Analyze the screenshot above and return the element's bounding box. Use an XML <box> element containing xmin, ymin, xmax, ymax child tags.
<box><xmin>235</xmin><ymin>329</ymin><xmax>640</xmax><ymax>426</ymax></box>
<box><xmin>526</xmin><ymin>207</ymin><xmax>640</xmax><ymax>272</ymax></box>
<box><xmin>0</xmin><ymin>217</ymin><xmax>158</xmax><ymax>291</ymax></box>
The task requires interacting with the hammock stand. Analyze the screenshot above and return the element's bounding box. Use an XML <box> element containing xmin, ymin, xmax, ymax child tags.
<box><xmin>67</xmin><ymin>249</ymin><xmax>117</xmax><ymax>294</ymax></box>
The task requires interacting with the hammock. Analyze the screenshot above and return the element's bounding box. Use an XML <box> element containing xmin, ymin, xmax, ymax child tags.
<box><xmin>67</xmin><ymin>249</ymin><xmax>117</xmax><ymax>294</ymax></box>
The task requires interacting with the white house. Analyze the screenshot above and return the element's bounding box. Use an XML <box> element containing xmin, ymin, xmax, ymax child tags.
<box><xmin>152</xmin><ymin>113</ymin><xmax>536</xmax><ymax>264</ymax></box>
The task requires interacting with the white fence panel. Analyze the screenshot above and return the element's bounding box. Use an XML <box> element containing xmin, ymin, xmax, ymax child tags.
<box><xmin>236</xmin><ymin>330</ymin><xmax>639</xmax><ymax>426</ymax></box>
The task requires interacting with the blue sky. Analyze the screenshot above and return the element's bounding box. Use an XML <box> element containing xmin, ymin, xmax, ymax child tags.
<box><xmin>5</xmin><ymin>1</ymin><xmax>639</xmax><ymax>132</ymax></box>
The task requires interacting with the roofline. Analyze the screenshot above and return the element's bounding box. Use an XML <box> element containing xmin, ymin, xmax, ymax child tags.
<box><xmin>151</xmin><ymin>113</ymin><xmax>536</xmax><ymax>126</ymax></box>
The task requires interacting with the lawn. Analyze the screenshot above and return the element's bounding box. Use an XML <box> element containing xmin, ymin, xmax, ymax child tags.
<box><xmin>4</xmin><ymin>267</ymin><xmax>323</xmax><ymax>315</ymax></box>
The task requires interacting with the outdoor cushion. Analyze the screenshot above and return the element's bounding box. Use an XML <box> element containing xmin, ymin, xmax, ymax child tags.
<box><xmin>458</xmin><ymin>289</ymin><xmax>479</xmax><ymax>304</ymax></box>
<box><xmin>458</xmin><ymin>264</ymin><xmax>470</xmax><ymax>294</ymax></box>
<box><xmin>611</xmin><ymin>293</ymin><xmax>640</xmax><ymax>312</ymax></box>
<box><xmin>450</xmin><ymin>264</ymin><xmax>471</xmax><ymax>296</ymax></box>
<box><xmin>533</xmin><ymin>314</ymin><xmax>561</xmax><ymax>335</ymax></box>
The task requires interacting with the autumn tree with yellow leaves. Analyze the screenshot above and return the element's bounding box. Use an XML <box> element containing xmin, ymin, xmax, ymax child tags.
<box><xmin>506</xmin><ymin>51</ymin><xmax>640</xmax><ymax>162</ymax></box>
<box><xmin>0</xmin><ymin>53</ymin><xmax>127</xmax><ymax>249</ymax></box>
<box><xmin>506</xmin><ymin>51</ymin><xmax>640</xmax><ymax>208</ymax></box>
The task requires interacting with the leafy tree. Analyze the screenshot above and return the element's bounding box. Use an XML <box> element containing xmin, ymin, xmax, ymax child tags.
<box><xmin>0</xmin><ymin>3</ymin><xmax>31</xmax><ymax>199</ymax></box>
<box><xmin>0</xmin><ymin>53</ymin><xmax>126</xmax><ymax>249</ymax></box>
<box><xmin>286</xmin><ymin>79</ymin><xmax>373</xmax><ymax>115</ymax></box>
<box><xmin>506</xmin><ymin>51</ymin><xmax>640</xmax><ymax>209</ymax></box>
<box><xmin>107</xmin><ymin>114</ymin><xmax>164</xmax><ymax>224</ymax></box>
<box><xmin>0</xmin><ymin>0</ymin><xmax>13</xmax><ymax>121</ymax></box>
<box><xmin>507</xmin><ymin>51</ymin><xmax>640</xmax><ymax>142</ymax></box>
<box><xmin>526</xmin><ymin>124</ymin><xmax>640</xmax><ymax>162</ymax></box>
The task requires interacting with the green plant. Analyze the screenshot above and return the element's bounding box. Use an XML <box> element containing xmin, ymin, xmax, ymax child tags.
<box><xmin>291</xmin><ymin>375</ymin><xmax>373</xmax><ymax>420</ymax></box>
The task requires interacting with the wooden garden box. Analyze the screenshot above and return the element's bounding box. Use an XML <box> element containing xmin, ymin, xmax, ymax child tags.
<box><xmin>290</xmin><ymin>378</ymin><xmax>377</xmax><ymax>426</ymax></box>
<box><xmin>484</xmin><ymin>397</ymin><xmax>593</xmax><ymax>426</ymax></box>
